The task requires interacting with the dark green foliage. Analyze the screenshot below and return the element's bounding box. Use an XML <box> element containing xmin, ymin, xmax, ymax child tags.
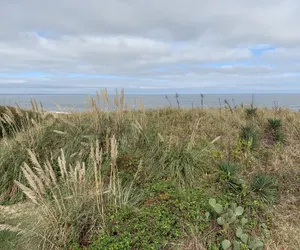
<box><xmin>267</xmin><ymin>119</ymin><xmax>282</xmax><ymax>131</ymax></box>
<box><xmin>0</xmin><ymin>231</ymin><xmax>18</xmax><ymax>250</ymax></box>
<box><xmin>267</xmin><ymin>119</ymin><xmax>285</xmax><ymax>143</ymax></box>
<box><xmin>251</xmin><ymin>174</ymin><xmax>278</xmax><ymax>204</ymax></box>
<box><xmin>245</xmin><ymin>107</ymin><xmax>258</xmax><ymax>119</ymax></box>
<box><xmin>240</xmin><ymin>124</ymin><xmax>260</xmax><ymax>149</ymax></box>
<box><xmin>218</xmin><ymin>161</ymin><xmax>239</xmax><ymax>176</ymax></box>
<box><xmin>218</xmin><ymin>161</ymin><xmax>245</xmax><ymax>196</ymax></box>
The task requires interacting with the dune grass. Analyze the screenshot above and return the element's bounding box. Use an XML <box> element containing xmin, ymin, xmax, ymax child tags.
<box><xmin>0</xmin><ymin>90</ymin><xmax>300</xmax><ymax>249</ymax></box>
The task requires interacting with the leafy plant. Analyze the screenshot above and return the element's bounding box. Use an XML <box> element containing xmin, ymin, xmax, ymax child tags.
<box><xmin>218</xmin><ymin>161</ymin><xmax>245</xmax><ymax>195</ymax></box>
<box><xmin>267</xmin><ymin>119</ymin><xmax>285</xmax><ymax>143</ymax></box>
<box><xmin>245</xmin><ymin>107</ymin><xmax>258</xmax><ymax>120</ymax></box>
<box><xmin>218</xmin><ymin>161</ymin><xmax>239</xmax><ymax>176</ymax></box>
<box><xmin>240</xmin><ymin>124</ymin><xmax>260</xmax><ymax>150</ymax></box>
<box><xmin>91</xmin><ymin>185</ymin><xmax>209</xmax><ymax>250</ymax></box>
<box><xmin>251</xmin><ymin>174</ymin><xmax>278</xmax><ymax>204</ymax></box>
<box><xmin>207</xmin><ymin>199</ymin><xmax>264</xmax><ymax>250</ymax></box>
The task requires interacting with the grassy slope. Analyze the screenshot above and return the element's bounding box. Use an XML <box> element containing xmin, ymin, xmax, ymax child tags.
<box><xmin>0</xmin><ymin>102</ymin><xmax>299</xmax><ymax>250</ymax></box>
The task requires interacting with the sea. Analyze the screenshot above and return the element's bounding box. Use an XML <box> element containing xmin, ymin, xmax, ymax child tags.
<box><xmin>1</xmin><ymin>94</ymin><xmax>300</xmax><ymax>112</ymax></box>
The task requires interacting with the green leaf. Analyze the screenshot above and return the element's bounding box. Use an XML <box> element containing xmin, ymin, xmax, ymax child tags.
<box><xmin>235</xmin><ymin>206</ymin><xmax>244</xmax><ymax>216</ymax></box>
<box><xmin>217</xmin><ymin>216</ymin><xmax>225</xmax><ymax>225</ymax></box>
<box><xmin>229</xmin><ymin>214</ymin><xmax>237</xmax><ymax>224</ymax></box>
<box><xmin>249</xmin><ymin>239</ymin><xmax>264</xmax><ymax>250</ymax></box>
<box><xmin>214</xmin><ymin>204</ymin><xmax>223</xmax><ymax>214</ymax></box>
<box><xmin>236</xmin><ymin>227</ymin><xmax>243</xmax><ymax>238</ymax></box>
<box><xmin>228</xmin><ymin>208</ymin><xmax>234</xmax><ymax>217</ymax></box>
<box><xmin>233</xmin><ymin>240</ymin><xmax>240</xmax><ymax>250</ymax></box>
<box><xmin>241</xmin><ymin>233</ymin><xmax>249</xmax><ymax>244</ymax></box>
<box><xmin>221</xmin><ymin>239</ymin><xmax>231</xmax><ymax>250</ymax></box>
<box><xmin>253</xmin><ymin>240</ymin><xmax>264</xmax><ymax>250</ymax></box>
<box><xmin>209</xmin><ymin>198</ymin><xmax>216</xmax><ymax>207</ymax></box>
<box><xmin>205</xmin><ymin>212</ymin><xmax>210</xmax><ymax>221</ymax></box>
<box><xmin>240</xmin><ymin>217</ymin><xmax>248</xmax><ymax>227</ymax></box>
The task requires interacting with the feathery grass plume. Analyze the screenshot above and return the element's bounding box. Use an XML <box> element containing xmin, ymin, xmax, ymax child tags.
<box><xmin>101</xmin><ymin>88</ymin><xmax>110</xmax><ymax>110</ymax></box>
<box><xmin>114</xmin><ymin>89</ymin><xmax>119</xmax><ymax>108</ymax></box>
<box><xmin>0</xmin><ymin>223</ymin><xmax>22</xmax><ymax>233</ymax></box>
<box><xmin>120</xmin><ymin>88</ymin><xmax>125</xmax><ymax>112</ymax></box>
<box><xmin>96</xmin><ymin>91</ymin><xmax>101</xmax><ymax>110</ymax></box>
<box><xmin>30</xmin><ymin>99</ymin><xmax>38</xmax><ymax>113</ymax></box>
<box><xmin>110</xmin><ymin>135</ymin><xmax>118</xmax><ymax>204</ymax></box>
<box><xmin>12</xmin><ymin>135</ymin><xmax>138</xmax><ymax>248</ymax></box>
<box><xmin>139</xmin><ymin>97</ymin><xmax>145</xmax><ymax>111</ymax></box>
<box><xmin>188</xmin><ymin>116</ymin><xmax>201</xmax><ymax>149</ymax></box>
<box><xmin>88</xmin><ymin>96</ymin><xmax>96</xmax><ymax>112</ymax></box>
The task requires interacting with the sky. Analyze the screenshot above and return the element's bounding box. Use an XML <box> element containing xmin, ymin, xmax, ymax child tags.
<box><xmin>1</xmin><ymin>0</ymin><xmax>300</xmax><ymax>94</ymax></box>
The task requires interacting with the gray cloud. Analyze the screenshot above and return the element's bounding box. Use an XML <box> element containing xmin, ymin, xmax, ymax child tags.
<box><xmin>1</xmin><ymin>0</ymin><xmax>300</xmax><ymax>93</ymax></box>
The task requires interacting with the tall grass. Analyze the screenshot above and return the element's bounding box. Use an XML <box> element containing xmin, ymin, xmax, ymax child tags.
<box><xmin>4</xmin><ymin>135</ymin><xmax>140</xmax><ymax>249</ymax></box>
<box><xmin>0</xmin><ymin>91</ymin><xmax>299</xmax><ymax>249</ymax></box>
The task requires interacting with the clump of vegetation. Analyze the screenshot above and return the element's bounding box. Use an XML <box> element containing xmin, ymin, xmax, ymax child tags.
<box><xmin>240</xmin><ymin>124</ymin><xmax>260</xmax><ymax>150</ymax></box>
<box><xmin>251</xmin><ymin>174</ymin><xmax>278</xmax><ymax>204</ymax></box>
<box><xmin>207</xmin><ymin>199</ymin><xmax>264</xmax><ymax>250</ymax></box>
<box><xmin>267</xmin><ymin>118</ymin><xmax>285</xmax><ymax>144</ymax></box>
<box><xmin>0</xmin><ymin>90</ymin><xmax>299</xmax><ymax>250</ymax></box>
<box><xmin>245</xmin><ymin>107</ymin><xmax>258</xmax><ymax>120</ymax></box>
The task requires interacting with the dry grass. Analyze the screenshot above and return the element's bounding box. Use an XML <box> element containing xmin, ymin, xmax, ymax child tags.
<box><xmin>0</xmin><ymin>91</ymin><xmax>300</xmax><ymax>249</ymax></box>
<box><xmin>1</xmin><ymin>135</ymin><xmax>140</xmax><ymax>249</ymax></box>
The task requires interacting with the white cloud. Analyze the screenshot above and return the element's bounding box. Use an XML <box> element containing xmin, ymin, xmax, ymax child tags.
<box><xmin>1</xmin><ymin>0</ymin><xmax>300</xmax><ymax>93</ymax></box>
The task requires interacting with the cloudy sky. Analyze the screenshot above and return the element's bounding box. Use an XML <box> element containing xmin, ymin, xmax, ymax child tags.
<box><xmin>1</xmin><ymin>0</ymin><xmax>300</xmax><ymax>94</ymax></box>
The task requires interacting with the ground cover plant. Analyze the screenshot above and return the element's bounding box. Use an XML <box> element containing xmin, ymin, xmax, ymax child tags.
<box><xmin>0</xmin><ymin>89</ymin><xmax>299</xmax><ymax>250</ymax></box>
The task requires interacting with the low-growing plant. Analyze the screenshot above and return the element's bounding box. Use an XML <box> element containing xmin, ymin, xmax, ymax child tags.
<box><xmin>90</xmin><ymin>183</ymin><xmax>209</xmax><ymax>250</ymax></box>
<box><xmin>218</xmin><ymin>161</ymin><xmax>239</xmax><ymax>176</ymax></box>
<box><xmin>207</xmin><ymin>199</ymin><xmax>264</xmax><ymax>250</ymax></box>
<box><xmin>218</xmin><ymin>161</ymin><xmax>245</xmax><ymax>196</ymax></box>
<box><xmin>267</xmin><ymin>118</ymin><xmax>285</xmax><ymax>143</ymax></box>
<box><xmin>251</xmin><ymin>174</ymin><xmax>278</xmax><ymax>204</ymax></box>
<box><xmin>245</xmin><ymin>107</ymin><xmax>258</xmax><ymax>120</ymax></box>
<box><xmin>240</xmin><ymin>124</ymin><xmax>260</xmax><ymax>150</ymax></box>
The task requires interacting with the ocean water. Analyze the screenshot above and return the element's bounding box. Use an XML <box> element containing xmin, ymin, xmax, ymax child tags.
<box><xmin>0</xmin><ymin>94</ymin><xmax>300</xmax><ymax>112</ymax></box>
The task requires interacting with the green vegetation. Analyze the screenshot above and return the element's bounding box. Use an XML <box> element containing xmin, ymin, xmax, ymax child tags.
<box><xmin>0</xmin><ymin>90</ymin><xmax>299</xmax><ymax>250</ymax></box>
